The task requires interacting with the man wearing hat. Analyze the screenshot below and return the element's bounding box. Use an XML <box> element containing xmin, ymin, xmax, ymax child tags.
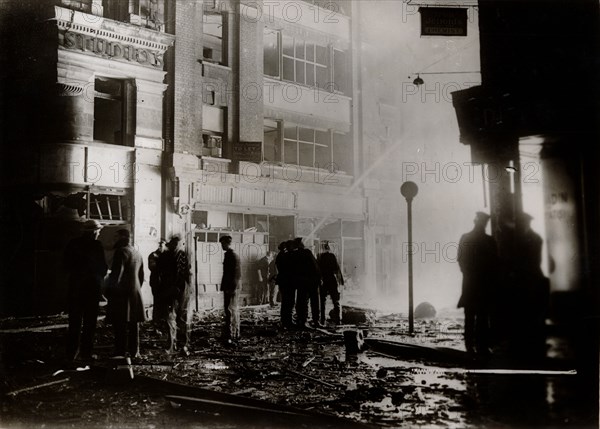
<box><xmin>457</xmin><ymin>211</ymin><xmax>498</xmax><ymax>355</ymax></box>
<box><xmin>63</xmin><ymin>219</ymin><xmax>107</xmax><ymax>361</ymax></box>
<box><xmin>220</xmin><ymin>235</ymin><xmax>241</xmax><ymax>345</ymax></box>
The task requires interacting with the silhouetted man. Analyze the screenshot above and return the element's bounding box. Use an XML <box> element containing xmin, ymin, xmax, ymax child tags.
<box><xmin>512</xmin><ymin>212</ymin><xmax>548</xmax><ymax>361</ymax></box>
<box><xmin>162</xmin><ymin>235</ymin><xmax>193</xmax><ymax>355</ymax></box>
<box><xmin>63</xmin><ymin>219</ymin><xmax>107</xmax><ymax>361</ymax></box>
<box><xmin>220</xmin><ymin>235</ymin><xmax>241</xmax><ymax>345</ymax></box>
<box><xmin>148</xmin><ymin>238</ymin><xmax>167</xmax><ymax>321</ymax></box>
<box><xmin>293</xmin><ymin>238</ymin><xmax>321</xmax><ymax>329</ymax></box>
<box><xmin>276</xmin><ymin>241</ymin><xmax>295</xmax><ymax>329</ymax></box>
<box><xmin>317</xmin><ymin>241</ymin><xmax>344</xmax><ymax>325</ymax></box>
<box><xmin>106</xmin><ymin>229</ymin><xmax>145</xmax><ymax>358</ymax></box>
<box><xmin>457</xmin><ymin>211</ymin><xmax>498</xmax><ymax>355</ymax></box>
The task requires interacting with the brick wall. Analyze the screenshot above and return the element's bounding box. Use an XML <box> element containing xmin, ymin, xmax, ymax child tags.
<box><xmin>173</xmin><ymin>0</ymin><xmax>203</xmax><ymax>155</ymax></box>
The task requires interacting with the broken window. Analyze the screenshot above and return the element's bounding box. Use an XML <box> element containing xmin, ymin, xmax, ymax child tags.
<box><xmin>101</xmin><ymin>0</ymin><xmax>164</xmax><ymax>28</ymax></box>
<box><xmin>61</xmin><ymin>0</ymin><xmax>92</xmax><ymax>13</ymax></box>
<box><xmin>264</xmin><ymin>29</ymin><xmax>280</xmax><ymax>78</ymax></box>
<box><xmin>94</xmin><ymin>77</ymin><xmax>135</xmax><ymax>146</ymax></box>
<box><xmin>333</xmin><ymin>49</ymin><xmax>349</xmax><ymax>95</ymax></box>
<box><xmin>263</xmin><ymin>119</ymin><xmax>280</xmax><ymax>163</ymax></box>
<box><xmin>102</xmin><ymin>0</ymin><xmax>129</xmax><ymax>22</ymax></box>
<box><xmin>88</xmin><ymin>193</ymin><xmax>131</xmax><ymax>221</ymax></box>
<box><xmin>203</xmin><ymin>12</ymin><xmax>224</xmax><ymax>64</ymax></box>
<box><xmin>333</xmin><ymin>131</ymin><xmax>352</xmax><ymax>174</ymax></box>
<box><xmin>202</xmin><ymin>134</ymin><xmax>223</xmax><ymax>157</ymax></box>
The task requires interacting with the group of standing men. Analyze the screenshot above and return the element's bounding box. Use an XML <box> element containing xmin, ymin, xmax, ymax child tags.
<box><xmin>64</xmin><ymin>219</ymin><xmax>195</xmax><ymax>361</ymax></box>
<box><xmin>275</xmin><ymin>237</ymin><xmax>344</xmax><ymax>330</ymax></box>
<box><xmin>64</xmin><ymin>217</ymin><xmax>344</xmax><ymax>359</ymax></box>
<box><xmin>64</xmin><ymin>221</ymin><xmax>147</xmax><ymax>360</ymax></box>
<box><xmin>457</xmin><ymin>211</ymin><xmax>548</xmax><ymax>360</ymax></box>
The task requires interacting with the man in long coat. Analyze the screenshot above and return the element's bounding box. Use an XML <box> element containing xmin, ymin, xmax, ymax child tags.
<box><xmin>317</xmin><ymin>241</ymin><xmax>344</xmax><ymax>325</ymax></box>
<box><xmin>148</xmin><ymin>238</ymin><xmax>167</xmax><ymax>321</ymax></box>
<box><xmin>457</xmin><ymin>211</ymin><xmax>498</xmax><ymax>355</ymax></box>
<box><xmin>162</xmin><ymin>235</ymin><xmax>193</xmax><ymax>354</ymax></box>
<box><xmin>293</xmin><ymin>238</ymin><xmax>321</xmax><ymax>329</ymax></box>
<box><xmin>106</xmin><ymin>229</ymin><xmax>145</xmax><ymax>358</ymax></box>
<box><xmin>220</xmin><ymin>235</ymin><xmax>241</xmax><ymax>344</ymax></box>
<box><xmin>63</xmin><ymin>219</ymin><xmax>107</xmax><ymax>361</ymax></box>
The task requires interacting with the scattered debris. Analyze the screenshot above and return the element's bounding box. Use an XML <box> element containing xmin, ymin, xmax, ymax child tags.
<box><xmin>344</xmin><ymin>329</ymin><xmax>366</xmax><ymax>354</ymax></box>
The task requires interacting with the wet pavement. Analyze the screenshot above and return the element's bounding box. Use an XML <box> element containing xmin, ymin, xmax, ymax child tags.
<box><xmin>1</xmin><ymin>305</ymin><xmax>597</xmax><ymax>428</ymax></box>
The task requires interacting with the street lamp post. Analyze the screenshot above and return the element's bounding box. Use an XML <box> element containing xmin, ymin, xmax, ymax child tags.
<box><xmin>400</xmin><ymin>181</ymin><xmax>418</xmax><ymax>335</ymax></box>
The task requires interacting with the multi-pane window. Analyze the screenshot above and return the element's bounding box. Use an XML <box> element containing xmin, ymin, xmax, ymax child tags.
<box><xmin>266</xmin><ymin>122</ymin><xmax>352</xmax><ymax>173</ymax></box>
<box><xmin>283</xmin><ymin>125</ymin><xmax>330</xmax><ymax>168</ymax></box>
<box><xmin>264</xmin><ymin>30</ymin><xmax>350</xmax><ymax>95</ymax></box>
<box><xmin>282</xmin><ymin>36</ymin><xmax>329</xmax><ymax>90</ymax></box>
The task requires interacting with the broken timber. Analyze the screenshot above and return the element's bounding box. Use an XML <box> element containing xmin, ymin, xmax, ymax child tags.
<box><xmin>365</xmin><ymin>338</ymin><xmax>468</xmax><ymax>365</ymax></box>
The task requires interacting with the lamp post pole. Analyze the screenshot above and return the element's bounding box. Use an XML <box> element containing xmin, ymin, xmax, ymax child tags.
<box><xmin>400</xmin><ymin>181</ymin><xmax>418</xmax><ymax>335</ymax></box>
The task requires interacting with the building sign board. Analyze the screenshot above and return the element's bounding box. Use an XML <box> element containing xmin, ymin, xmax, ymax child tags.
<box><xmin>420</xmin><ymin>8</ymin><xmax>468</xmax><ymax>36</ymax></box>
<box><xmin>232</xmin><ymin>141</ymin><xmax>262</xmax><ymax>163</ymax></box>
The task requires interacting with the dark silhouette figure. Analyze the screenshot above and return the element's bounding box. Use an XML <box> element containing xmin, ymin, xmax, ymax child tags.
<box><xmin>105</xmin><ymin>229</ymin><xmax>145</xmax><ymax>358</ymax></box>
<box><xmin>148</xmin><ymin>238</ymin><xmax>167</xmax><ymax>321</ymax></box>
<box><xmin>457</xmin><ymin>212</ymin><xmax>498</xmax><ymax>355</ymax></box>
<box><xmin>220</xmin><ymin>235</ymin><xmax>241</xmax><ymax>344</ymax></box>
<box><xmin>511</xmin><ymin>212</ymin><xmax>549</xmax><ymax>361</ymax></box>
<box><xmin>317</xmin><ymin>241</ymin><xmax>344</xmax><ymax>325</ymax></box>
<box><xmin>255</xmin><ymin>253</ymin><xmax>270</xmax><ymax>305</ymax></box>
<box><xmin>293</xmin><ymin>237</ymin><xmax>321</xmax><ymax>328</ymax></box>
<box><xmin>161</xmin><ymin>235</ymin><xmax>193</xmax><ymax>354</ymax></box>
<box><xmin>63</xmin><ymin>219</ymin><xmax>107</xmax><ymax>361</ymax></box>
<box><xmin>276</xmin><ymin>241</ymin><xmax>295</xmax><ymax>329</ymax></box>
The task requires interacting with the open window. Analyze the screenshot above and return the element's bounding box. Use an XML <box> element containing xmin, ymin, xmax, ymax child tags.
<box><xmin>93</xmin><ymin>77</ymin><xmax>135</xmax><ymax>146</ymax></box>
<box><xmin>264</xmin><ymin>29</ymin><xmax>280</xmax><ymax>78</ymax></box>
<box><xmin>263</xmin><ymin>119</ymin><xmax>280</xmax><ymax>163</ymax></box>
<box><xmin>203</xmin><ymin>12</ymin><xmax>224</xmax><ymax>64</ymax></box>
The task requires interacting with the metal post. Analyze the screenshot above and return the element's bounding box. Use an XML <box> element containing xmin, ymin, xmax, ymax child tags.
<box><xmin>400</xmin><ymin>181</ymin><xmax>418</xmax><ymax>335</ymax></box>
<box><xmin>407</xmin><ymin>197</ymin><xmax>414</xmax><ymax>334</ymax></box>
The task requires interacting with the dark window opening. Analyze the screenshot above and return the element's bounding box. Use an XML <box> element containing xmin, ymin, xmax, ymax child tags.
<box><xmin>94</xmin><ymin>77</ymin><xmax>135</xmax><ymax>146</ymax></box>
<box><xmin>203</xmin><ymin>12</ymin><xmax>224</xmax><ymax>64</ymax></box>
<box><xmin>264</xmin><ymin>29</ymin><xmax>280</xmax><ymax>78</ymax></box>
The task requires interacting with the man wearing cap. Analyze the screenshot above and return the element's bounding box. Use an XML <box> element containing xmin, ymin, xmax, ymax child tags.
<box><xmin>457</xmin><ymin>211</ymin><xmax>498</xmax><ymax>355</ymax></box>
<box><xmin>105</xmin><ymin>229</ymin><xmax>145</xmax><ymax>358</ymax></box>
<box><xmin>220</xmin><ymin>235</ymin><xmax>241</xmax><ymax>345</ymax></box>
<box><xmin>63</xmin><ymin>219</ymin><xmax>107</xmax><ymax>361</ymax></box>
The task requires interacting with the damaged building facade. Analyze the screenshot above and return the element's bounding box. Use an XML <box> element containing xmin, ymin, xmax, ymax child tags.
<box><xmin>0</xmin><ymin>0</ymin><xmax>481</xmax><ymax>315</ymax></box>
<box><xmin>0</xmin><ymin>0</ymin><xmax>174</xmax><ymax>314</ymax></box>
